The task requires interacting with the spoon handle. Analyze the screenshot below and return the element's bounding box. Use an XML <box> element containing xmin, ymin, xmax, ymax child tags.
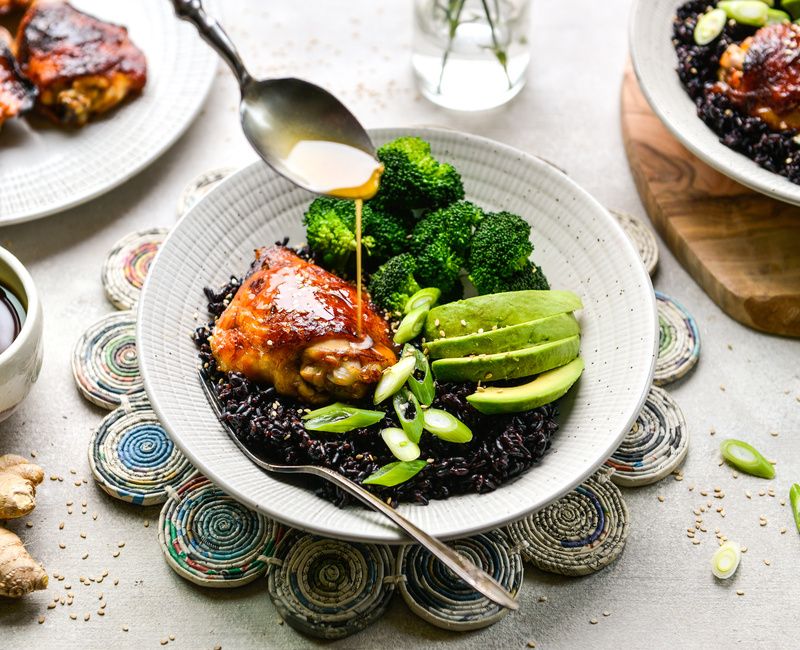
<box><xmin>171</xmin><ymin>0</ymin><xmax>251</xmax><ymax>86</ymax></box>
<box><xmin>308</xmin><ymin>465</ymin><xmax>519</xmax><ymax>611</ymax></box>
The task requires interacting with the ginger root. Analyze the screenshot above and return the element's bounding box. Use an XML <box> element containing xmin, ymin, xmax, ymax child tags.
<box><xmin>0</xmin><ymin>454</ymin><xmax>44</xmax><ymax>519</ymax></box>
<box><xmin>0</xmin><ymin>527</ymin><xmax>48</xmax><ymax>598</ymax></box>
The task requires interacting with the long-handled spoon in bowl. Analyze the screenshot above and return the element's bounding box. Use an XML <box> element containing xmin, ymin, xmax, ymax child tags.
<box><xmin>171</xmin><ymin>0</ymin><xmax>382</xmax><ymax>200</ymax></box>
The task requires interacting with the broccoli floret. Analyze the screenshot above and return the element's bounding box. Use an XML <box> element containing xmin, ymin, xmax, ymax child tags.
<box><xmin>467</xmin><ymin>211</ymin><xmax>550</xmax><ymax>294</ymax></box>
<box><xmin>415</xmin><ymin>239</ymin><xmax>464</xmax><ymax>299</ymax></box>
<box><xmin>374</xmin><ymin>137</ymin><xmax>465</xmax><ymax>211</ymax></box>
<box><xmin>368</xmin><ymin>253</ymin><xmax>422</xmax><ymax>314</ymax></box>
<box><xmin>362</xmin><ymin>208</ymin><xmax>409</xmax><ymax>266</ymax></box>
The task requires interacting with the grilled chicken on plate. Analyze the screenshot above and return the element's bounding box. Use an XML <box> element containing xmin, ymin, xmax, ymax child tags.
<box><xmin>16</xmin><ymin>1</ymin><xmax>147</xmax><ymax>126</ymax></box>
<box><xmin>718</xmin><ymin>23</ymin><xmax>800</xmax><ymax>130</ymax></box>
<box><xmin>0</xmin><ymin>28</ymin><xmax>36</xmax><ymax>128</ymax></box>
<box><xmin>210</xmin><ymin>246</ymin><xmax>398</xmax><ymax>405</ymax></box>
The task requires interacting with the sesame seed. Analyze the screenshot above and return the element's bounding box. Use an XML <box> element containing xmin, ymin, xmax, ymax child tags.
<box><xmin>122</xmin><ymin>626</ymin><xmax>129</xmax><ymax>632</ymax></box>
<box><xmin>764</xmin><ymin>559</ymin><xmax>771</xmax><ymax>566</ymax></box>
<box><xmin>657</xmin><ymin>495</ymin><xmax>665</xmax><ymax>503</ymax></box>
<box><xmin>736</xmin><ymin>590</ymin><xmax>744</xmax><ymax>596</ymax></box>
<box><xmin>590</xmin><ymin>618</ymin><xmax>598</xmax><ymax>625</ymax></box>
<box><xmin>38</xmin><ymin>616</ymin><xmax>45</xmax><ymax>624</ymax></box>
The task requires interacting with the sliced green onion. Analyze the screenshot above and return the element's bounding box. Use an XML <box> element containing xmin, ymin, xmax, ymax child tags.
<box><xmin>755</xmin><ymin>0</ymin><xmax>774</xmax><ymax>7</ymax></box>
<box><xmin>373</xmin><ymin>355</ymin><xmax>417</xmax><ymax>404</ymax></box>
<box><xmin>302</xmin><ymin>403</ymin><xmax>385</xmax><ymax>433</ymax></box>
<box><xmin>362</xmin><ymin>460</ymin><xmax>428</xmax><ymax>487</ymax></box>
<box><xmin>717</xmin><ymin>1</ymin><xmax>769</xmax><ymax>26</ymax></box>
<box><xmin>711</xmin><ymin>541</ymin><xmax>742</xmax><ymax>579</ymax></box>
<box><xmin>402</xmin><ymin>344</ymin><xmax>436</xmax><ymax>406</ymax></box>
<box><xmin>393</xmin><ymin>387</ymin><xmax>424</xmax><ymax>444</ymax></box>
<box><xmin>766</xmin><ymin>7</ymin><xmax>791</xmax><ymax>22</ymax></box>
<box><xmin>404</xmin><ymin>287</ymin><xmax>441</xmax><ymax>314</ymax></box>
<box><xmin>380</xmin><ymin>427</ymin><xmax>421</xmax><ymax>462</ymax></box>
<box><xmin>394</xmin><ymin>305</ymin><xmax>429</xmax><ymax>344</ymax></box>
<box><xmin>720</xmin><ymin>439</ymin><xmax>775</xmax><ymax>479</ymax></box>
<box><xmin>422</xmin><ymin>408</ymin><xmax>473</xmax><ymax>443</ymax></box>
<box><xmin>694</xmin><ymin>8</ymin><xmax>727</xmax><ymax>45</ymax></box>
<box><xmin>791</xmin><ymin>484</ymin><xmax>800</xmax><ymax>533</ymax></box>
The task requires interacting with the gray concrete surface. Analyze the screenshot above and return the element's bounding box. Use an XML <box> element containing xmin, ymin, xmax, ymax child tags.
<box><xmin>1</xmin><ymin>1</ymin><xmax>799</xmax><ymax>648</ymax></box>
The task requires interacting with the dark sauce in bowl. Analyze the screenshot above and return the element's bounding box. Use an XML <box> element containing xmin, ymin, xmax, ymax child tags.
<box><xmin>0</xmin><ymin>284</ymin><xmax>24</xmax><ymax>355</ymax></box>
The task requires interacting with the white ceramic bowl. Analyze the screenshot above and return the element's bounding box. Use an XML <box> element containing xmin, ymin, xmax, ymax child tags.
<box><xmin>138</xmin><ymin>127</ymin><xmax>658</xmax><ymax>543</ymax></box>
<box><xmin>0</xmin><ymin>248</ymin><xmax>43</xmax><ymax>422</ymax></box>
<box><xmin>630</xmin><ymin>0</ymin><xmax>800</xmax><ymax>206</ymax></box>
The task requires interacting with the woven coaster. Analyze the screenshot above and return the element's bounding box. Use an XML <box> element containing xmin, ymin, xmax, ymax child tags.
<box><xmin>176</xmin><ymin>167</ymin><xmax>236</xmax><ymax>218</ymax></box>
<box><xmin>655</xmin><ymin>291</ymin><xmax>700</xmax><ymax>386</ymax></box>
<box><xmin>605</xmin><ymin>385</ymin><xmax>688</xmax><ymax>487</ymax></box>
<box><xmin>158</xmin><ymin>475</ymin><xmax>279</xmax><ymax>588</ymax></box>
<box><xmin>397</xmin><ymin>529</ymin><xmax>523</xmax><ymax>632</ymax></box>
<box><xmin>72</xmin><ymin>311</ymin><xmax>143</xmax><ymax>410</ymax></box>
<box><xmin>267</xmin><ymin>530</ymin><xmax>395</xmax><ymax>639</ymax></box>
<box><xmin>506</xmin><ymin>468</ymin><xmax>629</xmax><ymax>576</ymax></box>
<box><xmin>102</xmin><ymin>228</ymin><xmax>169</xmax><ymax>310</ymax></box>
<box><xmin>610</xmin><ymin>209</ymin><xmax>659</xmax><ymax>276</ymax></box>
<box><xmin>89</xmin><ymin>395</ymin><xmax>197</xmax><ymax>505</ymax></box>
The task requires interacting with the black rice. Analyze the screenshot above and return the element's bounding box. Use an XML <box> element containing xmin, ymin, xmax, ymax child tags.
<box><xmin>194</xmin><ymin>275</ymin><xmax>559</xmax><ymax>508</ymax></box>
<box><xmin>673</xmin><ymin>1</ymin><xmax>800</xmax><ymax>183</ymax></box>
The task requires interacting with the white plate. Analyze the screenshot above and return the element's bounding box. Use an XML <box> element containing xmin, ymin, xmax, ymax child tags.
<box><xmin>138</xmin><ymin>127</ymin><xmax>658</xmax><ymax>543</ymax></box>
<box><xmin>0</xmin><ymin>0</ymin><xmax>217</xmax><ymax>225</ymax></box>
<box><xmin>630</xmin><ymin>0</ymin><xmax>800</xmax><ymax>206</ymax></box>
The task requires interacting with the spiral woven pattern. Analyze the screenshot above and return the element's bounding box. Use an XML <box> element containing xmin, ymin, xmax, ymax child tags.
<box><xmin>506</xmin><ymin>469</ymin><xmax>629</xmax><ymax>576</ymax></box>
<box><xmin>159</xmin><ymin>475</ymin><xmax>278</xmax><ymax>588</ymax></box>
<box><xmin>397</xmin><ymin>530</ymin><xmax>522</xmax><ymax>631</ymax></box>
<box><xmin>72</xmin><ymin>311</ymin><xmax>143</xmax><ymax>409</ymax></box>
<box><xmin>654</xmin><ymin>291</ymin><xmax>700</xmax><ymax>386</ymax></box>
<box><xmin>267</xmin><ymin>530</ymin><xmax>395</xmax><ymax>639</ymax></box>
<box><xmin>610</xmin><ymin>209</ymin><xmax>659</xmax><ymax>275</ymax></box>
<box><xmin>176</xmin><ymin>168</ymin><xmax>236</xmax><ymax>217</ymax></box>
<box><xmin>605</xmin><ymin>385</ymin><xmax>688</xmax><ymax>486</ymax></box>
<box><xmin>89</xmin><ymin>396</ymin><xmax>196</xmax><ymax>505</ymax></box>
<box><xmin>102</xmin><ymin>228</ymin><xmax>169</xmax><ymax>310</ymax></box>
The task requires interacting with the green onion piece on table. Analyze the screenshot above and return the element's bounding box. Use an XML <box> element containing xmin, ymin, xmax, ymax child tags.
<box><xmin>402</xmin><ymin>344</ymin><xmax>436</xmax><ymax>406</ymax></box>
<box><xmin>373</xmin><ymin>355</ymin><xmax>417</xmax><ymax>404</ymax></box>
<box><xmin>711</xmin><ymin>541</ymin><xmax>742</xmax><ymax>579</ymax></box>
<box><xmin>694</xmin><ymin>8</ymin><xmax>727</xmax><ymax>45</ymax></box>
<box><xmin>393</xmin><ymin>387</ymin><xmax>424</xmax><ymax>443</ymax></box>
<box><xmin>404</xmin><ymin>287</ymin><xmax>441</xmax><ymax>314</ymax></box>
<box><xmin>791</xmin><ymin>484</ymin><xmax>800</xmax><ymax>533</ymax></box>
<box><xmin>717</xmin><ymin>1</ymin><xmax>769</xmax><ymax>26</ymax></box>
<box><xmin>302</xmin><ymin>403</ymin><xmax>385</xmax><ymax>433</ymax></box>
<box><xmin>381</xmin><ymin>427</ymin><xmax>421</xmax><ymax>462</ymax></box>
<box><xmin>363</xmin><ymin>460</ymin><xmax>428</xmax><ymax>487</ymax></box>
<box><xmin>422</xmin><ymin>408</ymin><xmax>473</xmax><ymax>443</ymax></box>
<box><xmin>394</xmin><ymin>305</ymin><xmax>429</xmax><ymax>344</ymax></box>
<box><xmin>719</xmin><ymin>439</ymin><xmax>775</xmax><ymax>479</ymax></box>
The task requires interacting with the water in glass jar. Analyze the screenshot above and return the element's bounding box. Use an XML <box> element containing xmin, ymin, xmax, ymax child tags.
<box><xmin>412</xmin><ymin>0</ymin><xmax>531</xmax><ymax>111</ymax></box>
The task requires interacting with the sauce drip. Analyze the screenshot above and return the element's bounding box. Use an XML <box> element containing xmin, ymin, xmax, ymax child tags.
<box><xmin>0</xmin><ymin>285</ymin><xmax>23</xmax><ymax>356</ymax></box>
<box><xmin>355</xmin><ymin>198</ymin><xmax>363</xmax><ymax>337</ymax></box>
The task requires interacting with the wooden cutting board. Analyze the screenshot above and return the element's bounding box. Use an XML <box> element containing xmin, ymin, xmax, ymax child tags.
<box><xmin>621</xmin><ymin>67</ymin><xmax>800</xmax><ymax>338</ymax></box>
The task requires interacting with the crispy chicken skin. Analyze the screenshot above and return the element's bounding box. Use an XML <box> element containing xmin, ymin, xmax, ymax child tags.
<box><xmin>0</xmin><ymin>0</ymin><xmax>32</xmax><ymax>15</ymax></box>
<box><xmin>211</xmin><ymin>246</ymin><xmax>397</xmax><ymax>405</ymax></box>
<box><xmin>0</xmin><ymin>28</ymin><xmax>36</xmax><ymax>127</ymax></box>
<box><xmin>718</xmin><ymin>23</ymin><xmax>800</xmax><ymax>130</ymax></box>
<box><xmin>16</xmin><ymin>1</ymin><xmax>147</xmax><ymax>126</ymax></box>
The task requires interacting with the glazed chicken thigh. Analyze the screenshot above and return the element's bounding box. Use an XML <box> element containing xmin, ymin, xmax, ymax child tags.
<box><xmin>0</xmin><ymin>29</ymin><xmax>36</xmax><ymax>128</ymax></box>
<box><xmin>16</xmin><ymin>1</ymin><xmax>147</xmax><ymax>126</ymax></box>
<box><xmin>210</xmin><ymin>246</ymin><xmax>397</xmax><ymax>405</ymax></box>
<box><xmin>0</xmin><ymin>0</ymin><xmax>32</xmax><ymax>15</ymax></box>
<box><xmin>718</xmin><ymin>23</ymin><xmax>800</xmax><ymax>130</ymax></box>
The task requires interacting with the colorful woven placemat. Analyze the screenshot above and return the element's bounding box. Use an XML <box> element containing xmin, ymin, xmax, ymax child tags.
<box><xmin>605</xmin><ymin>385</ymin><xmax>688</xmax><ymax>487</ymax></box>
<box><xmin>610</xmin><ymin>209</ymin><xmax>659</xmax><ymax>276</ymax></box>
<box><xmin>89</xmin><ymin>395</ymin><xmax>197</xmax><ymax>505</ymax></box>
<box><xmin>72</xmin><ymin>311</ymin><xmax>143</xmax><ymax>410</ymax></box>
<box><xmin>101</xmin><ymin>228</ymin><xmax>169</xmax><ymax>310</ymax></box>
<box><xmin>396</xmin><ymin>529</ymin><xmax>522</xmax><ymax>631</ymax></box>
<box><xmin>176</xmin><ymin>167</ymin><xmax>236</xmax><ymax>218</ymax></box>
<box><xmin>158</xmin><ymin>475</ymin><xmax>278</xmax><ymax>588</ymax></box>
<box><xmin>506</xmin><ymin>468</ymin><xmax>629</xmax><ymax>576</ymax></box>
<box><xmin>267</xmin><ymin>530</ymin><xmax>395</xmax><ymax>639</ymax></box>
<box><xmin>654</xmin><ymin>291</ymin><xmax>701</xmax><ymax>385</ymax></box>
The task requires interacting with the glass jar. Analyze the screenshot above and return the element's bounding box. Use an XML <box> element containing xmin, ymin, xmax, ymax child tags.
<box><xmin>412</xmin><ymin>0</ymin><xmax>532</xmax><ymax>111</ymax></box>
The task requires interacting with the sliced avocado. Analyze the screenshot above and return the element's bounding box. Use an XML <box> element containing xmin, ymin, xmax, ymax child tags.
<box><xmin>466</xmin><ymin>357</ymin><xmax>585</xmax><ymax>414</ymax></box>
<box><xmin>425</xmin><ymin>312</ymin><xmax>580</xmax><ymax>359</ymax></box>
<box><xmin>431</xmin><ymin>335</ymin><xmax>580</xmax><ymax>383</ymax></box>
<box><xmin>424</xmin><ymin>290</ymin><xmax>583</xmax><ymax>340</ymax></box>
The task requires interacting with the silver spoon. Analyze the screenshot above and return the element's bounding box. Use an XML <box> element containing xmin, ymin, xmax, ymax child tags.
<box><xmin>171</xmin><ymin>0</ymin><xmax>378</xmax><ymax>195</ymax></box>
<box><xmin>198</xmin><ymin>370</ymin><xmax>519</xmax><ymax>611</ymax></box>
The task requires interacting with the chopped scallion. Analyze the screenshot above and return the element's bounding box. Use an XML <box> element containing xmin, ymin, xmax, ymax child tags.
<box><xmin>393</xmin><ymin>387</ymin><xmax>424</xmax><ymax>443</ymax></box>
<box><xmin>402</xmin><ymin>344</ymin><xmax>436</xmax><ymax>406</ymax></box>
<box><xmin>404</xmin><ymin>287</ymin><xmax>441</xmax><ymax>314</ymax></box>
<box><xmin>791</xmin><ymin>484</ymin><xmax>800</xmax><ymax>533</ymax></box>
<box><xmin>711</xmin><ymin>541</ymin><xmax>741</xmax><ymax>579</ymax></box>
<box><xmin>380</xmin><ymin>427</ymin><xmax>421</xmax><ymax>462</ymax></box>
<box><xmin>422</xmin><ymin>408</ymin><xmax>473</xmax><ymax>443</ymax></box>
<box><xmin>362</xmin><ymin>460</ymin><xmax>428</xmax><ymax>487</ymax></box>
<box><xmin>720</xmin><ymin>439</ymin><xmax>775</xmax><ymax>479</ymax></box>
<box><xmin>373</xmin><ymin>355</ymin><xmax>417</xmax><ymax>404</ymax></box>
<box><xmin>694</xmin><ymin>8</ymin><xmax>727</xmax><ymax>45</ymax></box>
<box><xmin>394</xmin><ymin>305</ymin><xmax>429</xmax><ymax>344</ymax></box>
<box><xmin>302</xmin><ymin>403</ymin><xmax>385</xmax><ymax>433</ymax></box>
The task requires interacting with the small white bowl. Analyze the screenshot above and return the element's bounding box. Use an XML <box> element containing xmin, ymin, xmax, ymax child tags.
<box><xmin>0</xmin><ymin>247</ymin><xmax>43</xmax><ymax>422</ymax></box>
